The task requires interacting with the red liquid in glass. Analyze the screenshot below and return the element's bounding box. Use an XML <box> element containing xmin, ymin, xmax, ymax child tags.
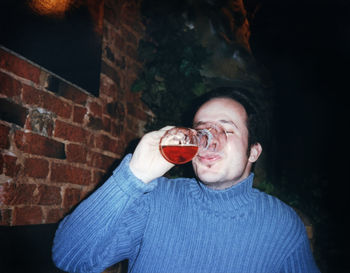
<box><xmin>161</xmin><ymin>145</ymin><xmax>198</xmax><ymax>164</ymax></box>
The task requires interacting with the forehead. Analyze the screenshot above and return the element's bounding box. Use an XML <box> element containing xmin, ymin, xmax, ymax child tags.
<box><xmin>194</xmin><ymin>97</ymin><xmax>248</xmax><ymax>125</ymax></box>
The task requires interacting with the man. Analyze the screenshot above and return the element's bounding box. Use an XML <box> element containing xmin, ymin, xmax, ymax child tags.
<box><xmin>52</xmin><ymin>87</ymin><xmax>320</xmax><ymax>273</ymax></box>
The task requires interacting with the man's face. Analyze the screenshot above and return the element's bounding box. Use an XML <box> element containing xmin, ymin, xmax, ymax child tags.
<box><xmin>192</xmin><ymin>98</ymin><xmax>262</xmax><ymax>189</ymax></box>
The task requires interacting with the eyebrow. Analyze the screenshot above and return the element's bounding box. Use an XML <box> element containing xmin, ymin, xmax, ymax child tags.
<box><xmin>218</xmin><ymin>119</ymin><xmax>239</xmax><ymax>129</ymax></box>
<box><xmin>194</xmin><ymin>120</ymin><xmax>239</xmax><ymax>129</ymax></box>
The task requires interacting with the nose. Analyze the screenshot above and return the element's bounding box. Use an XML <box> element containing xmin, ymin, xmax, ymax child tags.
<box><xmin>206</xmin><ymin>139</ymin><xmax>218</xmax><ymax>152</ymax></box>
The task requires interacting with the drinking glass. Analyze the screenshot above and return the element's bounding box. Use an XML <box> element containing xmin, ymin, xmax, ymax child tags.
<box><xmin>159</xmin><ymin>123</ymin><xmax>227</xmax><ymax>164</ymax></box>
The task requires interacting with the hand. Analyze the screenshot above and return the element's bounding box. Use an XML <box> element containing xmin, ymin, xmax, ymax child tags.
<box><xmin>129</xmin><ymin>126</ymin><xmax>175</xmax><ymax>183</ymax></box>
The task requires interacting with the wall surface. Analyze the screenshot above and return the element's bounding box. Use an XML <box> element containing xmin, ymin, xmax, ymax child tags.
<box><xmin>0</xmin><ymin>0</ymin><xmax>150</xmax><ymax>227</ymax></box>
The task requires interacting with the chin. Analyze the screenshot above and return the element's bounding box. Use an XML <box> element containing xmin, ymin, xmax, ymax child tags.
<box><xmin>193</xmin><ymin>162</ymin><xmax>223</xmax><ymax>183</ymax></box>
<box><xmin>194</xmin><ymin>152</ymin><xmax>231</xmax><ymax>181</ymax></box>
<box><xmin>197</xmin><ymin>174</ymin><xmax>222</xmax><ymax>184</ymax></box>
<box><xmin>196</xmin><ymin>172</ymin><xmax>234</xmax><ymax>190</ymax></box>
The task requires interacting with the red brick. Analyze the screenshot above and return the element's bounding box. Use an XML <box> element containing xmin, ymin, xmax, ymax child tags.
<box><xmin>125</xmin><ymin>116</ymin><xmax>142</xmax><ymax>134</ymax></box>
<box><xmin>101</xmin><ymin>61</ymin><xmax>121</xmax><ymax>87</ymax></box>
<box><xmin>73</xmin><ymin>105</ymin><xmax>87</xmax><ymax>123</ymax></box>
<box><xmin>113</xmin><ymin>31</ymin><xmax>126</xmax><ymax>53</ymax></box>
<box><xmin>106</xmin><ymin>101</ymin><xmax>125</xmax><ymax>121</ymax></box>
<box><xmin>37</xmin><ymin>184</ymin><xmax>62</xmax><ymax>205</ymax></box>
<box><xmin>12</xmin><ymin>206</ymin><xmax>43</xmax><ymax>225</ymax></box>
<box><xmin>127</xmin><ymin>102</ymin><xmax>148</xmax><ymax>120</ymax></box>
<box><xmin>102</xmin><ymin>116</ymin><xmax>111</xmax><ymax>132</ymax></box>
<box><xmin>0</xmin><ymin>154</ymin><xmax>3</xmax><ymax>174</ymax></box>
<box><xmin>0</xmin><ymin>71</ymin><xmax>22</xmax><ymax>98</ymax></box>
<box><xmin>86</xmin><ymin>115</ymin><xmax>103</xmax><ymax>130</ymax></box>
<box><xmin>22</xmin><ymin>84</ymin><xmax>72</xmax><ymax>119</ymax></box>
<box><xmin>124</xmin><ymin>16</ymin><xmax>144</xmax><ymax>37</ymax></box>
<box><xmin>42</xmin><ymin>92</ymin><xmax>72</xmax><ymax>119</ymax></box>
<box><xmin>0</xmin><ymin>123</ymin><xmax>10</xmax><ymax>149</ymax></box>
<box><xmin>66</xmin><ymin>143</ymin><xmax>87</xmax><ymax>163</ymax></box>
<box><xmin>88</xmin><ymin>101</ymin><xmax>102</xmax><ymax>117</ymax></box>
<box><xmin>0</xmin><ymin>209</ymin><xmax>12</xmax><ymax>225</ymax></box>
<box><xmin>92</xmin><ymin>171</ymin><xmax>105</xmax><ymax>185</ymax></box>
<box><xmin>3</xmin><ymin>154</ymin><xmax>21</xmax><ymax>177</ymax></box>
<box><xmin>80</xmin><ymin>188</ymin><xmax>93</xmax><ymax>201</ymax></box>
<box><xmin>111</xmin><ymin>123</ymin><xmax>124</xmax><ymax>138</ymax></box>
<box><xmin>104</xmin><ymin>0</ymin><xmax>120</xmax><ymax>26</ymax></box>
<box><xmin>46</xmin><ymin>208</ymin><xmax>65</xmax><ymax>223</ymax></box>
<box><xmin>63</xmin><ymin>187</ymin><xmax>82</xmax><ymax>208</ymax></box>
<box><xmin>123</xmin><ymin>129</ymin><xmax>138</xmax><ymax>144</ymax></box>
<box><xmin>0</xmin><ymin>48</ymin><xmax>41</xmax><ymax>84</ymax></box>
<box><xmin>125</xmin><ymin>86</ymin><xmax>141</xmax><ymax>100</ymax></box>
<box><xmin>121</xmin><ymin>25</ymin><xmax>138</xmax><ymax>45</ymax></box>
<box><xmin>88</xmin><ymin>151</ymin><xmax>116</xmax><ymax>170</ymax></box>
<box><xmin>4</xmin><ymin>183</ymin><xmax>37</xmax><ymax>205</ymax></box>
<box><xmin>14</xmin><ymin>130</ymin><xmax>66</xmax><ymax>159</ymax></box>
<box><xmin>127</xmin><ymin>61</ymin><xmax>143</xmax><ymax>81</ymax></box>
<box><xmin>22</xmin><ymin>84</ymin><xmax>44</xmax><ymax>106</ymax></box>
<box><xmin>100</xmin><ymin>75</ymin><xmax>119</xmax><ymax>99</ymax></box>
<box><xmin>51</xmin><ymin>163</ymin><xmax>91</xmax><ymax>185</ymax></box>
<box><xmin>58</xmin><ymin>81</ymin><xmax>88</xmax><ymax>105</ymax></box>
<box><xmin>24</xmin><ymin>157</ymin><xmax>49</xmax><ymax>178</ymax></box>
<box><xmin>126</xmin><ymin>44</ymin><xmax>138</xmax><ymax>59</ymax></box>
<box><xmin>86</xmin><ymin>132</ymin><xmax>95</xmax><ymax>147</ymax></box>
<box><xmin>95</xmin><ymin>134</ymin><xmax>121</xmax><ymax>154</ymax></box>
<box><xmin>54</xmin><ymin>120</ymin><xmax>88</xmax><ymax>143</ymax></box>
<box><xmin>128</xmin><ymin>20</ymin><xmax>145</xmax><ymax>37</ymax></box>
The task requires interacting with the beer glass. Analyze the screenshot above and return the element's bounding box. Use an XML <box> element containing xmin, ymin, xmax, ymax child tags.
<box><xmin>159</xmin><ymin>123</ymin><xmax>227</xmax><ymax>164</ymax></box>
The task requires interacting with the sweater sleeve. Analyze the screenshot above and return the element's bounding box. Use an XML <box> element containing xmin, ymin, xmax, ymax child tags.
<box><xmin>52</xmin><ymin>154</ymin><xmax>158</xmax><ymax>273</ymax></box>
<box><xmin>280</xmin><ymin>230</ymin><xmax>320</xmax><ymax>273</ymax></box>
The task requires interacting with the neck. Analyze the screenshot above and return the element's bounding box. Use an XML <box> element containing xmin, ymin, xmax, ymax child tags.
<box><xmin>199</xmin><ymin>172</ymin><xmax>252</xmax><ymax>190</ymax></box>
<box><xmin>189</xmin><ymin>173</ymin><xmax>257</xmax><ymax>212</ymax></box>
<box><xmin>202</xmin><ymin>179</ymin><xmax>239</xmax><ymax>190</ymax></box>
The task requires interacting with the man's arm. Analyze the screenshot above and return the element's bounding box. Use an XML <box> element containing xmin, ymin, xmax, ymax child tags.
<box><xmin>52</xmin><ymin>127</ymin><xmax>174</xmax><ymax>272</ymax></box>
<box><xmin>52</xmin><ymin>155</ymin><xmax>157</xmax><ymax>273</ymax></box>
<box><xmin>280</xmin><ymin>231</ymin><xmax>320</xmax><ymax>273</ymax></box>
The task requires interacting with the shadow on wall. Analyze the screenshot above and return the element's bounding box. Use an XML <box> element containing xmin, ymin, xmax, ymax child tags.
<box><xmin>0</xmin><ymin>224</ymin><xmax>63</xmax><ymax>273</ymax></box>
<box><xmin>0</xmin><ymin>224</ymin><xmax>129</xmax><ymax>273</ymax></box>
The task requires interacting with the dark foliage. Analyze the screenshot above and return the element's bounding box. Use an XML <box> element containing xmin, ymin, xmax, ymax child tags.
<box><xmin>131</xmin><ymin>0</ymin><xmax>210</xmax><ymax>131</ymax></box>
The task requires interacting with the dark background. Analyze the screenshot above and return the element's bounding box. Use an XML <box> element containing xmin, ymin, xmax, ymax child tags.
<box><xmin>250</xmin><ymin>0</ymin><xmax>349</xmax><ymax>272</ymax></box>
<box><xmin>0</xmin><ymin>0</ymin><xmax>102</xmax><ymax>96</ymax></box>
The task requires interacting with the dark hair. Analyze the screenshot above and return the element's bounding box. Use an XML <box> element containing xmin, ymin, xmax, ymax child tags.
<box><xmin>188</xmin><ymin>86</ymin><xmax>266</xmax><ymax>150</ymax></box>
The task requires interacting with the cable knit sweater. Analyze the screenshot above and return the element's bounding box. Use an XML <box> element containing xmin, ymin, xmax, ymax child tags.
<box><xmin>52</xmin><ymin>155</ymin><xmax>320</xmax><ymax>273</ymax></box>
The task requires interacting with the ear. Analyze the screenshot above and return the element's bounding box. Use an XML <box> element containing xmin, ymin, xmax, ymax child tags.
<box><xmin>248</xmin><ymin>143</ymin><xmax>262</xmax><ymax>163</ymax></box>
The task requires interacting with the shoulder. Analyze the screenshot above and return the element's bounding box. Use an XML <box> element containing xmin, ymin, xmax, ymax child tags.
<box><xmin>252</xmin><ymin>191</ymin><xmax>318</xmax><ymax>271</ymax></box>
<box><xmin>253</xmin><ymin>190</ymin><xmax>306</xmax><ymax>241</ymax></box>
<box><xmin>255</xmin><ymin>190</ymin><xmax>301</xmax><ymax>219</ymax></box>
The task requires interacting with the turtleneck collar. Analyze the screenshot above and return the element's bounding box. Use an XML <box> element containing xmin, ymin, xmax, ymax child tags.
<box><xmin>188</xmin><ymin>173</ymin><xmax>258</xmax><ymax>213</ymax></box>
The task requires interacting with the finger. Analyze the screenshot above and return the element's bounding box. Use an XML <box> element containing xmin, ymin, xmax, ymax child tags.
<box><xmin>145</xmin><ymin>126</ymin><xmax>175</xmax><ymax>140</ymax></box>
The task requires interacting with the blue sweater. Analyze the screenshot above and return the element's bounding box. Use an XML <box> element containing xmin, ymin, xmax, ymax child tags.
<box><xmin>52</xmin><ymin>155</ymin><xmax>320</xmax><ymax>273</ymax></box>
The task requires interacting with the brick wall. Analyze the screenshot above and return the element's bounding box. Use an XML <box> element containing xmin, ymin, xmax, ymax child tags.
<box><xmin>0</xmin><ymin>0</ymin><xmax>151</xmax><ymax>226</ymax></box>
